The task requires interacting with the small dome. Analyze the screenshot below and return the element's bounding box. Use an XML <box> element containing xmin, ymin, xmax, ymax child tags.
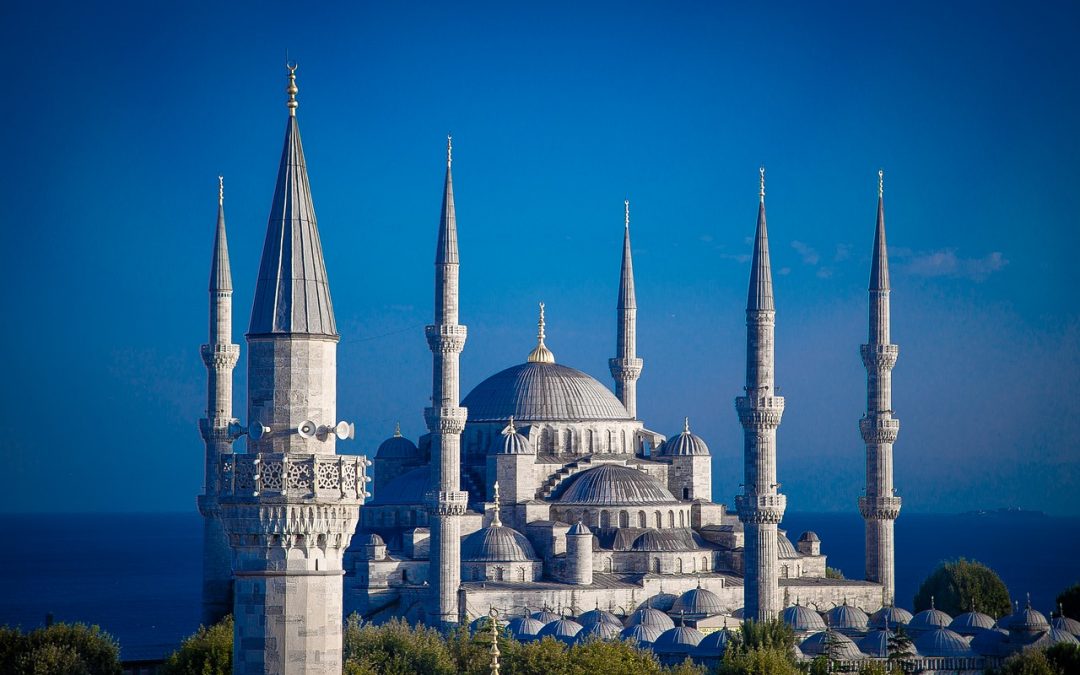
<box><xmin>858</xmin><ymin>630</ymin><xmax>914</xmax><ymax>658</ymax></box>
<box><xmin>620</xmin><ymin>623</ymin><xmax>665</xmax><ymax>646</ymax></box>
<box><xmin>632</xmin><ymin>529</ymin><xmax>698</xmax><ymax>552</ymax></box>
<box><xmin>799</xmin><ymin>631</ymin><xmax>864</xmax><ymax>660</ymax></box>
<box><xmin>1033</xmin><ymin>628</ymin><xmax>1080</xmax><ymax>648</ymax></box>
<box><xmin>914</xmin><ymin>627</ymin><xmax>974</xmax><ymax>657</ymax></box>
<box><xmin>567</xmin><ymin>521</ymin><xmax>592</xmax><ymax>536</ymax></box>
<box><xmin>671</xmin><ymin>586</ymin><xmax>725</xmax><ymax>619</ymax></box>
<box><xmin>869</xmin><ymin>606</ymin><xmax>913</xmax><ymax>630</ymax></box>
<box><xmin>662</xmin><ymin>419</ymin><xmax>710</xmax><ymax>456</ymax></box>
<box><xmin>376</xmin><ymin>426</ymin><xmax>419</xmax><ymax>458</ymax></box>
<box><xmin>461</xmin><ymin>524</ymin><xmax>538</xmax><ymax>562</ymax></box>
<box><xmin>574</xmin><ymin>621</ymin><xmax>621</xmax><ymax>642</ymax></box>
<box><xmin>625</xmin><ymin>607</ymin><xmax>675</xmax><ymax>630</ymax></box>
<box><xmin>798</xmin><ymin>531</ymin><xmax>820</xmax><ymax>543</ymax></box>
<box><xmin>508</xmin><ymin>615</ymin><xmax>545</xmax><ymax>641</ymax></box>
<box><xmin>1052</xmin><ymin>614</ymin><xmax>1080</xmax><ymax>637</ymax></box>
<box><xmin>694</xmin><ymin>627</ymin><xmax>734</xmax><ymax>657</ymax></box>
<box><xmin>531</xmin><ymin>609</ymin><xmax>562</xmax><ymax>624</ymax></box>
<box><xmin>498</xmin><ymin>418</ymin><xmax>534</xmax><ymax>455</ymax></box>
<box><xmin>652</xmin><ymin>626</ymin><xmax>705</xmax><ymax>654</ymax></box>
<box><xmin>950</xmin><ymin>610</ymin><xmax>996</xmax><ymax>636</ymax></box>
<box><xmin>783</xmin><ymin>604</ymin><xmax>827</xmax><ymax>633</ymax></box>
<box><xmin>777</xmin><ymin>532</ymin><xmax>800</xmax><ymax>560</ymax></box>
<box><xmin>971</xmin><ymin>626</ymin><xmax>1010</xmax><ymax>656</ymax></box>
<box><xmin>731</xmin><ymin>607</ymin><xmax>745</xmax><ymax>620</ymax></box>
<box><xmin>639</xmin><ymin>593</ymin><xmax>679</xmax><ymax>613</ymax></box>
<box><xmin>577</xmin><ymin>608</ymin><xmax>622</xmax><ymax>628</ymax></box>
<box><xmin>909</xmin><ymin>606</ymin><xmax>953</xmax><ymax>633</ymax></box>
<box><xmin>555</xmin><ymin>464</ymin><xmax>678</xmax><ymax>506</ymax></box>
<box><xmin>824</xmin><ymin>602</ymin><xmax>870</xmax><ymax>634</ymax></box>
<box><xmin>1006</xmin><ymin>604</ymin><xmax>1049</xmax><ymax>632</ymax></box>
<box><xmin>469</xmin><ymin>615</ymin><xmax>508</xmax><ymax>633</ymax></box>
<box><xmin>359</xmin><ymin>533</ymin><xmax>385</xmax><ymax>547</ymax></box>
<box><xmin>537</xmin><ymin>618</ymin><xmax>583</xmax><ymax>644</ymax></box>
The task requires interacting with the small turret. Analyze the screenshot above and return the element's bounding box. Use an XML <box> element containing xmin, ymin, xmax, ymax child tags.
<box><xmin>565</xmin><ymin>520</ymin><xmax>593</xmax><ymax>585</ymax></box>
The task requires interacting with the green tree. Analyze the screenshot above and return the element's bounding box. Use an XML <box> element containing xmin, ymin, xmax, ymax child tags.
<box><xmin>1056</xmin><ymin>583</ymin><xmax>1080</xmax><ymax>620</ymax></box>
<box><xmin>725</xmin><ymin>619</ymin><xmax>796</xmax><ymax>656</ymax></box>
<box><xmin>996</xmin><ymin>647</ymin><xmax>1061</xmax><ymax>675</ymax></box>
<box><xmin>1045</xmin><ymin>643</ymin><xmax>1080</xmax><ymax>673</ymax></box>
<box><xmin>826</xmin><ymin>567</ymin><xmax>846</xmax><ymax>580</ymax></box>
<box><xmin>913</xmin><ymin>558</ymin><xmax>1011</xmax><ymax>617</ymax></box>
<box><xmin>342</xmin><ymin>615</ymin><xmax>456</xmax><ymax>675</ymax></box>
<box><xmin>0</xmin><ymin>623</ymin><xmax>121</xmax><ymax>675</ymax></box>
<box><xmin>501</xmin><ymin>637</ymin><xmax>569</xmax><ymax>675</ymax></box>
<box><xmin>161</xmin><ymin>615</ymin><xmax>233</xmax><ymax>675</ymax></box>
<box><xmin>716</xmin><ymin>647</ymin><xmax>800</xmax><ymax>675</ymax></box>
<box><xmin>567</xmin><ymin>638</ymin><xmax>668</xmax><ymax>675</ymax></box>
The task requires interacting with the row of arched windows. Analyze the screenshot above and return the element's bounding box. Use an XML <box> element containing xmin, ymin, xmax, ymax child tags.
<box><xmin>558</xmin><ymin>507</ymin><xmax>690</xmax><ymax>530</ymax></box>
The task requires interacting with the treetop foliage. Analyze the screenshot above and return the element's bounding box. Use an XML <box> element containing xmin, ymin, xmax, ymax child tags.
<box><xmin>161</xmin><ymin>615</ymin><xmax>233</xmax><ymax>675</ymax></box>
<box><xmin>913</xmin><ymin>557</ymin><xmax>1012</xmax><ymax>617</ymax></box>
<box><xmin>0</xmin><ymin>622</ymin><xmax>121</xmax><ymax>675</ymax></box>
<box><xmin>1056</xmin><ymin>583</ymin><xmax>1080</xmax><ymax>621</ymax></box>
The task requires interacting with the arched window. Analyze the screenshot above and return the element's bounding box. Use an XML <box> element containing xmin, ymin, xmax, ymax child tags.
<box><xmin>619</xmin><ymin>511</ymin><xmax>629</xmax><ymax>528</ymax></box>
<box><xmin>582</xmin><ymin>509</ymin><xmax>592</xmax><ymax>527</ymax></box>
<box><xmin>564</xmin><ymin>428</ymin><xmax>573</xmax><ymax>453</ymax></box>
<box><xmin>702</xmin><ymin>556</ymin><xmax>708</xmax><ymax>571</ymax></box>
<box><xmin>638</xmin><ymin>511</ymin><xmax>647</xmax><ymax>528</ymax></box>
<box><xmin>605</xmin><ymin>558</ymin><xmax>612</xmax><ymax>573</ymax></box>
<box><xmin>653</xmin><ymin>558</ymin><xmax>661</xmax><ymax>573</ymax></box>
<box><xmin>496</xmin><ymin>566</ymin><xmax>505</xmax><ymax>582</ymax></box>
<box><xmin>668</xmin><ymin>511</ymin><xmax>675</xmax><ymax>528</ymax></box>
<box><xmin>679</xmin><ymin>511</ymin><xmax>685</xmax><ymax>528</ymax></box>
<box><xmin>655</xmin><ymin>511</ymin><xmax>662</xmax><ymax>528</ymax></box>
<box><xmin>600</xmin><ymin>511</ymin><xmax>611</xmax><ymax>529</ymax></box>
<box><xmin>519</xmin><ymin>567</ymin><xmax>526</xmax><ymax>582</ymax></box>
<box><xmin>676</xmin><ymin>558</ymin><xmax>683</xmax><ymax>574</ymax></box>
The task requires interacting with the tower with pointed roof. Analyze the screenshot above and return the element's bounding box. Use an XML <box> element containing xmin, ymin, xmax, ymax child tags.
<box><xmin>610</xmin><ymin>200</ymin><xmax>643</xmax><ymax>418</ymax></box>
<box><xmin>735</xmin><ymin>168</ymin><xmax>786</xmax><ymax>621</ymax></box>
<box><xmin>197</xmin><ymin>177</ymin><xmax>240</xmax><ymax>625</ymax></box>
<box><xmin>426</xmin><ymin>135</ymin><xmax>469</xmax><ymax>626</ymax></box>
<box><xmin>860</xmin><ymin>170</ymin><xmax>901</xmax><ymax>605</ymax></box>
<box><xmin>215</xmin><ymin>66</ymin><xmax>367</xmax><ymax>674</ymax></box>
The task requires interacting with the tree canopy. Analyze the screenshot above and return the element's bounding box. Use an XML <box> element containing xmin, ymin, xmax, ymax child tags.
<box><xmin>161</xmin><ymin>615</ymin><xmax>232</xmax><ymax>675</ymax></box>
<box><xmin>0</xmin><ymin>622</ymin><xmax>121</xmax><ymax>675</ymax></box>
<box><xmin>913</xmin><ymin>558</ymin><xmax>1012</xmax><ymax>617</ymax></box>
<box><xmin>1056</xmin><ymin>583</ymin><xmax>1080</xmax><ymax>621</ymax></box>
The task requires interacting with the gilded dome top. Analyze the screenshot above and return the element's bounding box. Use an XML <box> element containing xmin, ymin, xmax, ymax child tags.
<box><xmin>462</xmin><ymin>362</ymin><xmax>631</xmax><ymax>422</ymax></box>
<box><xmin>554</xmin><ymin>464</ymin><xmax>678</xmax><ymax>506</ymax></box>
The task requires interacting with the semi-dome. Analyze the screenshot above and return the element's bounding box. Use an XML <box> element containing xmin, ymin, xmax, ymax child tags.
<box><xmin>661</xmin><ymin>418</ymin><xmax>710</xmax><ymax>456</ymax></box>
<box><xmin>694</xmin><ymin>627</ymin><xmax>734</xmax><ymax>657</ymax></box>
<box><xmin>555</xmin><ymin>464</ymin><xmax>677</xmax><ymax>505</ymax></box>
<box><xmin>869</xmin><ymin>606</ymin><xmax>913</xmax><ymax>630</ymax></box>
<box><xmin>574</xmin><ymin>620</ymin><xmax>621</xmax><ymax>642</ymax></box>
<box><xmin>620</xmin><ymin>623</ymin><xmax>665</xmax><ymax>646</ymax></box>
<box><xmin>461</xmin><ymin>524</ymin><xmax>538</xmax><ymax>562</ymax></box>
<box><xmin>671</xmin><ymin>586</ymin><xmax>725</xmax><ymax>619</ymax></box>
<box><xmin>625</xmin><ymin>607</ymin><xmax>676</xmax><ymax>630</ymax></box>
<box><xmin>908</xmin><ymin>604</ymin><xmax>953</xmax><ymax>633</ymax></box>
<box><xmin>777</xmin><ymin>532</ymin><xmax>800</xmax><ymax>560</ymax></box>
<box><xmin>376</xmin><ymin>425</ymin><xmax>420</xmax><ymax>458</ymax></box>
<box><xmin>631</xmin><ymin>529</ymin><xmax>698</xmax><ymax>552</ymax></box>
<box><xmin>950</xmin><ymin>610</ymin><xmax>996</xmax><ymax>636</ymax></box>
<box><xmin>537</xmin><ymin>618</ymin><xmax>583</xmax><ymax>643</ymax></box>
<box><xmin>508</xmin><ymin>615</ymin><xmax>545</xmax><ymax>641</ymax></box>
<box><xmin>783</xmin><ymin>603</ymin><xmax>827</xmax><ymax>633</ymax></box>
<box><xmin>652</xmin><ymin>626</ymin><xmax>704</xmax><ymax>654</ymax></box>
<box><xmin>914</xmin><ymin>627</ymin><xmax>974</xmax><ymax>657</ymax></box>
<box><xmin>800</xmin><ymin>630</ymin><xmax>864</xmax><ymax>660</ymax></box>
<box><xmin>824</xmin><ymin>601</ymin><xmax>870</xmax><ymax>634</ymax></box>
<box><xmin>462</xmin><ymin>362</ymin><xmax>631</xmax><ymax>422</ymax></box>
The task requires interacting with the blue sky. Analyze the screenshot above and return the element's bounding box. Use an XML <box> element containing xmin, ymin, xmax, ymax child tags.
<box><xmin>1</xmin><ymin>1</ymin><xmax>1077</xmax><ymax>514</ymax></box>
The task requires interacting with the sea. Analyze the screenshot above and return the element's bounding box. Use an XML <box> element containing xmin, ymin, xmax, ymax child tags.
<box><xmin>0</xmin><ymin>511</ymin><xmax>1077</xmax><ymax>661</ymax></box>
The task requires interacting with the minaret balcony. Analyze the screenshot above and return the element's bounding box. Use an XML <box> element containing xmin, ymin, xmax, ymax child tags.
<box><xmin>735</xmin><ymin>395</ymin><xmax>785</xmax><ymax>429</ymax></box>
<box><xmin>608</xmin><ymin>357</ymin><xmax>643</xmax><ymax>380</ymax></box>
<box><xmin>217</xmin><ymin>452</ymin><xmax>370</xmax><ymax>503</ymax></box>
<box><xmin>426</xmin><ymin>324</ymin><xmax>468</xmax><ymax>353</ymax></box>
<box><xmin>200</xmin><ymin>343</ymin><xmax>239</xmax><ymax>369</ymax></box>
<box><xmin>859</xmin><ymin>495</ymin><xmax>902</xmax><ymax>520</ymax></box>
<box><xmin>860</xmin><ymin>344</ymin><xmax>898</xmax><ymax>370</ymax></box>
<box><xmin>429</xmin><ymin>490</ymin><xmax>469</xmax><ymax>516</ymax></box>
<box><xmin>859</xmin><ymin>416</ymin><xmax>900</xmax><ymax>443</ymax></box>
<box><xmin>424</xmin><ymin>406</ymin><xmax>468</xmax><ymax>434</ymax></box>
<box><xmin>735</xmin><ymin>494</ymin><xmax>786</xmax><ymax>524</ymax></box>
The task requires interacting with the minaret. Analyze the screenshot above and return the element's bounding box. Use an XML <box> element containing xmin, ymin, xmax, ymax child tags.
<box><xmin>860</xmin><ymin>170</ymin><xmax>901</xmax><ymax>605</ymax></box>
<box><xmin>735</xmin><ymin>167</ymin><xmax>786</xmax><ymax>622</ymax></box>
<box><xmin>426</xmin><ymin>134</ymin><xmax>469</xmax><ymax>626</ymax></box>
<box><xmin>216</xmin><ymin>65</ymin><xmax>367</xmax><ymax>674</ymax></box>
<box><xmin>197</xmin><ymin>176</ymin><xmax>239</xmax><ymax>625</ymax></box>
<box><xmin>609</xmin><ymin>199</ymin><xmax>643</xmax><ymax>417</ymax></box>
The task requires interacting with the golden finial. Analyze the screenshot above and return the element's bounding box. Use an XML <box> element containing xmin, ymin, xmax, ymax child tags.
<box><xmin>489</xmin><ymin>607</ymin><xmax>501</xmax><ymax>675</ymax></box>
<box><xmin>503</xmin><ymin>416</ymin><xmax>516</xmax><ymax>435</ymax></box>
<box><xmin>491</xmin><ymin>481</ymin><xmax>502</xmax><ymax>527</ymax></box>
<box><xmin>218</xmin><ymin>175</ymin><xmax>224</xmax><ymax>206</ymax></box>
<box><xmin>527</xmin><ymin>302</ymin><xmax>555</xmax><ymax>364</ymax></box>
<box><xmin>878</xmin><ymin>169</ymin><xmax>884</xmax><ymax>198</ymax></box>
<box><xmin>393</xmin><ymin>422</ymin><xmax>402</xmax><ymax>438</ymax></box>
<box><xmin>447</xmin><ymin>134</ymin><xmax>453</xmax><ymax>167</ymax></box>
<box><xmin>759</xmin><ymin>166</ymin><xmax>766</xmax><ymax>201</ymax></box>
<box><xmin>624</xmin><ymin>199</ymin><xmax>630</xmax><ymax>229</ymax></box>
<box><xmin>286</xmin><ymin>62</ymin><xmax>299</xmax><ymax>116</ymax></box>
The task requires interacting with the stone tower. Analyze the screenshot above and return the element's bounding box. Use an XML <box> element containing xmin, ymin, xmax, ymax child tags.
<box><xmin>565</xmin><ymin>521</ymin><xmax>593</xmax><ymax>585</ymax></box>
<box><xmin>735</xmin><ymin>168</ymin><xmax>786</xmax><ymax>622</ymax></box>
<box><xmin>197</xmin><ymin>176</ymin><xmax>240</xmax><ymax>625</ymax></box>
<box><xmin>426</xmin><ymin>136</ymin><xmax>469</xmax><ymax>626</ymax></box>
<box><xmin>860</xmin><ymin>170</ymin><xmax>901</xmax><ymax>605</ymax></box>
<box><xmin>216</xmin><ymin>66</ymin><xmax>367</xmax><ymax>674</ymax></box>
<box><xmin>609</xmin><ymin>200</ymin><xmax>643</xmax><ymax>418</ymax></box>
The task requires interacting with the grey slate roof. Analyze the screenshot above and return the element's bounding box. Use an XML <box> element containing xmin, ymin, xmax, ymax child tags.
<box><xmin>630</xmin><ymin>529</ymin><xmax>699</xmax><ymax>552</ymax></box>
<box><xmin>577</xmin><ymin>608</ymin><xmax>622</xmax><ymax>628</ymax></box>
<box><xmin>376</xmin><ymin>432</ymin><xmax>420</xmax><ymax>459</ymax></box>
<box><xmin>507</xmin><ymin>616</ymin><xmax>545</xmax><ymax>640</ymax></box>
<box><xmin>209</xmin><ymin>193</ymin><xmax>232</xmax><ymax>292</ymax></box>
<box><xmin>436</xmin><ymin>146</ymin><xmax>458</xmax><ymax>266</ymax></box>
<box><xmin>462</xmin><ymin>362</ymin><xmax>631</xmax><ymax>422</ymax></box>
<box><xmin>857</xmin><ymin>630</ymin><xmax>914</xmax><ymax>658</ymax></box>
<box><xmin>574</xmin><ymin>620</ymin><xmax>621</xmax><ymax>642</ymax></box>
<box><xmin>554</xmin><ymin>464</ymin><xmax>677</xmax><ymax>506</ymax></box>
<box><xmin>249</xmin><ymin>114</ymin><xmax>337</xmax><ymax>336</ymax></box>
<box><xmin>747</xmin><ymin>172</ymin><xmax>774</xmax><ymax>312</ymax></box>
<box><xmin>537</xmin><ymin>618</ymin><xmax>583</xmax><ymax>643</ymax></box>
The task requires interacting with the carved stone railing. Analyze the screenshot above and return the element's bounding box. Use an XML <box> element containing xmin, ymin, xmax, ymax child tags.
<box><xmin>735</xmin><ymin>493</ymin><xmax>786</xmax><ymax>524</ymax></box>
<box><xmin>859</xmin><ymin>495</ymin><xmax>902</xmax><ymax>520</ymax></box>
<box><xmin>218</xmin><ymin>452</ymin><xmax>370</xmax><ymax>502</ymax></box>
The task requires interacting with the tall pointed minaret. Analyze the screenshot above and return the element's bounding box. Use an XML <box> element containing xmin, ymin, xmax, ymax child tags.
<box><xmin>860</xmin><ymin>170</ymin><xmax>901</xmax><ymax>605</ymax></box>
<box><xmin>735</xmin><ymin>167</ymin><xmax>786</xmax><ymax>622</ymax></box>
<box><xmin>609</xmin><ymin>199</ymin><xmax>643</xmax><ymax>418</ymax></box>
<box><xmin>197</xmin><ymin>176</ymin><xmax>239</xmax><ymax>625</ymax></box>
<box><xmin>216</xmin><ymin>65</ymin><xmax>367</xmax><ymax>674</ymax></box>
<box><xmin>426</xmin><ymin>134</ymin><xmax>469</xmax><ymax>626</ymax></box>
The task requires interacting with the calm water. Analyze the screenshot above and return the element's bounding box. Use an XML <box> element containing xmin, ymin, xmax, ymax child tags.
<box><xmin>0</xmin><ymin>512</ymin><xmax>1076</xmax><ymax>660</ymax></box>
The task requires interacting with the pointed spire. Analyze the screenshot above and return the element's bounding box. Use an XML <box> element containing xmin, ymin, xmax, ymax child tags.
<box><xmin>491</xmin><ymin>481</ymin><xmax>502</xmax><ymax>527</ymax></box>
<box><xmin>618</xmin><ymin>199</ymin><xmax>637</xmax><ymax>314</ymax></box>
<box><xmin>394</xmin><ymin>422</ymin><xmax>402</xmax><ymax>438</ymax></box>
<box><xmin>747</xmin><ymin>167</ymin><xmax>774</xmax><ymax>311</ymax></box>
<box><xmin>436</xmin><ymin>134</ymin><xmax>459</xmax><ymax>266</ymax></box>
<box><xmin>209</xmin><ymin>176</ymin><xmax>232</xmax><ymax>293</ymax></box>
<box><xmin>527</xmin><ymin>302</ymin><xmax>556</xmax><ymax>363</ymax></box>
<box><xmin>870</xmin><ymin>169</ymin><xmax>890</xmax><ymax>291</ymax></box>
<box><xmin>249</xmin><ymin>65</ymin><xmax>337</xmax><ymax>336</ymax></box>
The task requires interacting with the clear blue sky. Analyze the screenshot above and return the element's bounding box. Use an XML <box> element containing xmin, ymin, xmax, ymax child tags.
<box><xmin>2</xmin><ymin>1</ymin><xmax>1077</xmax><ymax>514</ymax></box>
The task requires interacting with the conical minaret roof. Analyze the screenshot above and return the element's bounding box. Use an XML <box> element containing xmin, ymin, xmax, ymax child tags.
<box><xmin>249</xmin><ymin>66</ymin><xmax>337</xmax><ymax>336</ymax></box>
<box><xmin>747</xmin><ymin>167</ymin><xmax>774</xmax><ymax>311</ymax></box>
<box><xmin>209</xmin><ymin>176</ymin><xmax>232</xmax><ymax>292</ymax></box>
<box><xmin>618</xmin><ymin>200</ymin><xmax>636</xmax><ymax>313</ymax></box>
<box><xmin>436</xmin><ymin>135</ymin><xmax>459</xmax><ymax>266</ymax></box>
<box><xmin>869</xmin><ymin>170</ymin><xmax>890</xmax><ymax>291</ymax></box>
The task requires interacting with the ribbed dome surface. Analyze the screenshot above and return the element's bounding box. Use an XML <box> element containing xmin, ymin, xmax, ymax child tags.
<box><xmin>1053</xmin><ymin>615</ymin><xmax>1080</xmax><ymax>636</ymax></box>
<box><xmin>574</xmin><ymin>621</ymin><xmax>621</xmax><ymax>642</ymax></box>
<box><xmin>632</xmin><ymin>529</ymin><xmax>698</xmax><ymax>551</ymax></box>
<box><xmin>825</xmin><ymin>603</ymin><xmax>870</xmax><ymax>633</ymax></box>
<box><xmin>662</xmin><ymin>421</ymin><xmax>710</xmax><ymax>456</ymax></box>
<box><xmin>461</xmin><ymin>524</ymin><xmax>538</xmax><ymax>562</ymax></box>
<box><xmin>537</xmin><ymin>618</ymin><xmax>583</xmax><ymax>643</ymax></box>
<box><xmin>777</xmin><ymin>532</ymin><xmax>800</xmax><ymax>560</ymax></box>
<box><xmin>671</xmin><ymin>587</ymin><xmax>725</xmax><ymax>619</ymax></box>
<box><xmin>508</xmin><ymin>616</ymin><xmax>545</xmax><ymax>640</ymax></box>
<box><xmin>462</xmin><ymin>362</ymin><xmax>631</xmax><ymax>422</ymax></box>
<box><xmin>694</xmin><ymin>628</ymin><xmax>734</xmax><ymax>657</ymax></box>
<box><xmin>376</xmin><ymin>433</ymin><xmax>419</xmax><ymax>458</ymax></box>
<box><xmin>909</xmin><ymin>607</ymin><xmax>953</xmax><ymax>633</ymax></box>
<box><xmin>950</xmin><ymin>611</ymin><xmax>996</xmax><ymax>636</ymax></box>
<box><xmin>639</xmin><ymin>593</ymin><xmax>678</xmax><ymax>612</ymax></box>
<box><xmin>857</xmin><ymin>630</ymin><xmax>913</xmax><ymax>658</ymax></box>
<box><xmin>783</xmin><ymin>604</ymin><xmax>827</xmax><ymax>632</ymax></box>
<box><xmin>1006</xmin><ymin>606</ymin><xmax>1049</xmax><ymax>631</ymax></box>
<box><xmin>1033</xmin><ymin>628</ymin><xmax>1080</xmax><ymax>647</ymax></box>
<box><xmin>531</xmin><ymin>610</ymin><xmax>561</xmax><ymax>624</ymax></box>
<box><xmin>971</xmin><ymin>627</ymin><xmax>1009</xmax><ymax>656</ymax></box>
<box><xmin>625</xmin><ymin>607</ymin><xmax>676</xmax><ymax>630</ymax></box>
<box><xmin>577</xmin><ymin>608</ymin><xmax>622</xmax><ymax>627</ymax></box>
<box><xmin>652</xmin><ymin>626</ymin><xmax>704</xmax><ymax>654</ymax></box>
<box><xmin>800</xmin><ymin>631</ymin><xmax>864</xmax><ymax>660</ymax></box>
<box><xmin>914</xmin><ymin>627</ymin><xmax>974</xmax><ymax>657</ymax></box>
<box><xmin>555</xmin><ymin>465</ymin><xmax>677</xmax><ymax>505</ymax></box>
<box><xmin>869</xmin><ymin>606</ymin><xmax>912</xmax><ymax>630</ymax></box>
<box><xmin>620</xmin><ymin>623</ymin><xmax>665</xmax><ymax>645</ymax></box>
<box><xmin>500</xmin><ymin>429</ymin><xmax>533</xmax><ymax>454</ymax></box>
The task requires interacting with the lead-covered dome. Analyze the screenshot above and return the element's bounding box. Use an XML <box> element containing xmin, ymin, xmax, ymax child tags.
<box><xmin>914</xmin><ymin>627</ymin><xmax>974</xmax><ymax>657</ymax></box>
<box><xmin>661</xmin><ymin>418</ymin><xmax>710</xmax><ymax>456</ymax></box>
<box><xmin>671</xmin><ymin>586</ymin><xmax>725</xmax><ymax>619</ymax></box>
<box><xmin>783</xmin><ymin>603</ymin><xmax>827</xmax><ymax>633</ymax></box>
<box><xmin>376</xmin><ymin>425</ymin><xmax>420</xmax><ymax>458</ymax></box>
<box><xmin>461</xmin><ymin>524</ymin><xmax>538</xmax><ymax>562</ymax></box>
<box><xmin>555</xmin><ymin>464</ymin><xmax>678</xmax><ymax>505</ymax></box>
<box><xmin>462</xmin><ymin>362</ymin><xmax>631</xmax><ymax>422</ymax></box>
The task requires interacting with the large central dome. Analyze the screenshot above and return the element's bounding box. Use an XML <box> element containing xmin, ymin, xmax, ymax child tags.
<box><xmin>462</xmin><ymin>362</ymin><xmax>632</xmax><ymax>422</ymax></box>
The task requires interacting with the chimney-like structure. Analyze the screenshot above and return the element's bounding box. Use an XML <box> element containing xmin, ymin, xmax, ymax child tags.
<box><xmin>216</xmin><ymin>65</ymin><xmax>367</xmax><ymax>674</ymax></box>
<box><xmin>860</xmin><ymin>170</ymin><xmax>901</xmax><ymax>605</ymax></box>
<box><xmin>735</xmin><ymin>168</ymin><xmax>786</xmax><ymax>622</ymax></box>
<box><xmin>197</xmin><ymin>176</ymin><xmax>239</xmax><ymax>625</ymax></box>
<box><xmin>426</xmin><ymin>135</ymin><xmax>469</xmax><ymax>626</ymax></box>
<box><xmin>609</xmin><ymin>199</ymin><xmax>643</xmax><ymax>418</ymax></box>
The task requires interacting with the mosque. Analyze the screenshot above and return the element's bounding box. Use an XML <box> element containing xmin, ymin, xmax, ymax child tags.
<box><xmin>196</xmin><ymin>68</ymin><xmax>1079</xmax><ymax>674</ymax></box>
